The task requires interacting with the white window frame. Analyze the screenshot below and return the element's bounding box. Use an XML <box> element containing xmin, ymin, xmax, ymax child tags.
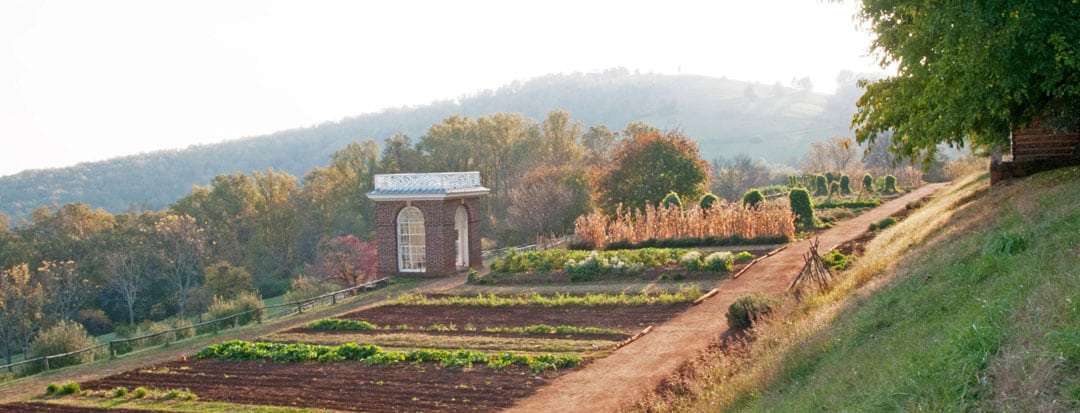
<box><xmin>455</xmin><ymin>205</ymin><xmax>469</xmax><ymax>268</ymax></box>
<box><xmin>397</xmin><ymin>206</ymin><xmax>425</xmax><ymax>272</ymax></box>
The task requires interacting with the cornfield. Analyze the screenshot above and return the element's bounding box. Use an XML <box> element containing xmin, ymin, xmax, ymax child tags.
<box><xmin>574</xmin><ymin>200</ymin><xmax>795</xmax><ymax>249</ymax></box>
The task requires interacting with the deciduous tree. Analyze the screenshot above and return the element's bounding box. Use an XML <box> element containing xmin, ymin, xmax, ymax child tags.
<box><xmin>38</xmin><ymin>260</ymin><xmax>88</xmax><ymax>322</ymax></box>
<box><xmin>598</xmin><ymin>128</ymin><xmax>710</xmax><ymax>214</ymax></box>
<box><xmin>507</xmin><ymin>166</ymin><xmax>591</xmax><ymax>240</ymax></box>
<box><xmin>305</xmin><ymin>235</ymin><xmax>377</xmax><ymax>288</ymax></box>
<box><xmin>853</xmin><ymin>0</ymin><xmax>1080</xmax><ymax>161</ymax></box>
<box><xmin>0</xmin><ymin>264</ymin><xmax>44</xmax><ymax>368</ymax></box>
<box><xmin>153</xmin><ymin>214</ymin><xmax>207</xmax><ymax>319</ymax></box>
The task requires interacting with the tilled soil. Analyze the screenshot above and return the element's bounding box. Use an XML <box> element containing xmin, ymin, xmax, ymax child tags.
<box><xmin>281</xmin><ymin>328</ymin><xmax>629</xmax><ymax>342</ymax></box>
<box><xmin>0</xmin><ymin>403</ymin><xmax>155</xmax><ymax>413</ymax></box>
<box><xmin>335</xmin><ymin>303</ymin><xmax>690</xmax><ymax>330</ymax></box>
<box><xmin>78</xmin><ymin>358</ymin><xmax>558</xmax><ymax>412</ymax></box>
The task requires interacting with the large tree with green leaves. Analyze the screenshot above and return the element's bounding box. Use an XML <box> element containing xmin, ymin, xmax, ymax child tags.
<box><xmin>597</xmin><ymin>128</ymin><xmax>710</xmax><ymax>214</ymax></box>
<box><xmin>852</xmin><ymin>0</ymin><xmax>1080</xmax><ymax>161</ymax></box>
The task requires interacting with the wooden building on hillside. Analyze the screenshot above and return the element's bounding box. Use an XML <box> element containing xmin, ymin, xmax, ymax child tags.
<box><xmin>366</xmin><ymin>172</ymin><xmax>489</xmax><ymax>277</ymax></box>
<box><xmin>991</xmin><ymin>119</ymin><xmax>1080</xmax><ymax>184</ymax></box>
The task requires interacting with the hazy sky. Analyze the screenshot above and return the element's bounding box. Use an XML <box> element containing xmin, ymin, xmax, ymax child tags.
<box><xmin>0</xmin><ymin>0</ymin><xmax>883</xmax><ymax>177</ymax></box>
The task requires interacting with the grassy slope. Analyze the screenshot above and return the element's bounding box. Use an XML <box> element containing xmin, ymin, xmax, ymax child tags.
<box><xmin>697</xmin><ymin>168</ymin><xmax>1080</xmax><ymax>411</ymax></box>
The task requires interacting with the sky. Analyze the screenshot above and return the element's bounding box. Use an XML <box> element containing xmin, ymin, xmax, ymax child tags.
<box><xmin>0</xmin><ymin>0</ymin><xmax>884</xmax><ymax>178</ymax></box>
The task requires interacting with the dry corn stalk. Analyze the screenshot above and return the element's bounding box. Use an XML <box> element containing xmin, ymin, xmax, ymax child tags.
<box><xmin>574</xmin><ymin>200</ymin><xmax>795</xmax><ymax>249</ymax></box>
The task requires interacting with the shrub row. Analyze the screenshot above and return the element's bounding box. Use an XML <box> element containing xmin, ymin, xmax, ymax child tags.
<box><xmin>196</xmin><ymin>340</ymin><xmax>582</xmax><ymax>373</ymax></box>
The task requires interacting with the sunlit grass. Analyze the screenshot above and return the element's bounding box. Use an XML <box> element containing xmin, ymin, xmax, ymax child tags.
<box><xmin>635</xmin><ymin>168</ymin><xmax>1080</xmax><ymax>411</ymax></box>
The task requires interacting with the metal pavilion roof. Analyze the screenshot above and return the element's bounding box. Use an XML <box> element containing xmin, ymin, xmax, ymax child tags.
<box><xmin>365</xmin><ymin>171</ymin><xmax>490</xmax><ymax>201</ymax></box>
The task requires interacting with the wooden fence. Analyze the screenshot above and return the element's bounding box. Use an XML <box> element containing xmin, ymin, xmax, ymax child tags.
<box><xmin>1</xmin><ymin>277</ymin><xmax>389</xmax><ymax>375</ymax></box>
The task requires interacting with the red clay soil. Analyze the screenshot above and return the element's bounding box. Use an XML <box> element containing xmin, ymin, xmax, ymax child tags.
<box><xmin>0</xmin><ymin>403</ymin><xmax>154</xmax><ymax>412</ymax></box>
<box><xmin>334</xmin><ymin>303</ymin><xmax>689</xmax><ymax>331</ymax></box>
<box><xmin>506</xmin><ymin>183</ymin><xmax>949</xmax><ymax>413</ymax></box>
<box><xmin>0</xmin><ymin>276</ymin><xmax>462</xmax><ymax>407</ymax></box>
<box><xmin>79</xmin><ymin>358</ymin><xmax>556</xmax><ymax>412</ymax></box>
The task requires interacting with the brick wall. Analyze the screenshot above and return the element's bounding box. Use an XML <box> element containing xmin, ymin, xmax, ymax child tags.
<box><xmin>373</xmin><ymin>197</ymin><xmax>484</xmax><ymax>277</ymax></box>
<box><xmin>1011</xmin><ymin>123</ymin><xmax>1080</xmax><ymax>162</ymax></box>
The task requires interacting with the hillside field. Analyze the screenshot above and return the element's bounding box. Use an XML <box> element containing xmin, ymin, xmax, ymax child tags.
<box><xmin>659</xmin><ymin>168</ymin><xmax>1080</xmax><ymax>411</ymax></box>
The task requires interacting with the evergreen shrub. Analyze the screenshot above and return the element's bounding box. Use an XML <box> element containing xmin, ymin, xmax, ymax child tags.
<box><xmin>726</xmin><ymin>293</ymin><xmax>778</xmax><ymax>329</ymax></box>
<box><xmin>884</xmin><ymin>175</ymin><xmax>898</xmax><ymax>193</ymax></box>
<box><xmin>699</xmin><ymin>193</ymin><xmax>719</xmax><ymax>210</ymax></box>
<box><xmin>742</xmin><ymin>190</ymin><xmax>765</xmax><ymax>209</ymax></box>
<box><xmin>661</xmin><ymin>191</ymin><xmax>683</xmax><ymax>209</ymax></box>
<box><xmin>814</xmin><ymin>175</ymin><xmax>829</xmax><ymax>196</ymax></box>
<box><xmin>840</xmin><ymin>175</ymin><xmax>852</xmax><ymax>194</ymax></box>
<box><xmin>789</xmin><ymin>188</ymin><xmax>815</xmax><ymax>228</ymax></box>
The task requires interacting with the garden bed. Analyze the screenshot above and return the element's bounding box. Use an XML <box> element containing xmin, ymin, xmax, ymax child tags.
<box><xmin>78</xmin><ymin>358</ymin><xmax>549</xmax><ymax>412</ymax></box>
<box><xmin>20</xmin><ymin>289</ymin><xmax>704</xmax><ymax>412</ymax></box>
<box><xmin>476</xmin><ymin>246</ymin><xmax>774</xmax><ymax>286</ymax></box>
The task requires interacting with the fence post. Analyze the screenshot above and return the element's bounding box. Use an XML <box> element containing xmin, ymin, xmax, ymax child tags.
<box><xmin>332</xmin><ymin>293</ymin><xmax>337</xmax><ymax>305</ymax></box>
<box><xmin>43</xmin><ymin>357</ymin><xmax>49</xmax><ymax>372</ymax></box>
<box><xmin>109</xmin><ymin>341</ymin><xmax>115</xmax><ymax>359</ymax></box>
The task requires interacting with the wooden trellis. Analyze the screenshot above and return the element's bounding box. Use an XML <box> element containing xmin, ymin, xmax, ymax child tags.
<box><xmin>789</xmin><ymin>237</ymin><xmax>833</xmax><ymax>298</ymax></box>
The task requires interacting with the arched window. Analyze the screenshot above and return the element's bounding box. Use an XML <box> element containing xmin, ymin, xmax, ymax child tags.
<box><xmin>397</xmin><ymin>207</ymin><xmax>425</xmax><ymax>272</ymax></box>
<box><xmin>455</xmin><ymin>205</ymin><xmax>469</xmax><ymax>268</ymax></box>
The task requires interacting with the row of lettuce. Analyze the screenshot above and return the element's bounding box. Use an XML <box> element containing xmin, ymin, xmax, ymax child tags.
<box><xmin>197</xmin><ymin>340</ymin><xmax>581</xmax><ymax>373</ymax></box>
<box><xmin>485</xmin><ymin>248</ymin><xmax>756</xmax><ymax>282</ymax></box>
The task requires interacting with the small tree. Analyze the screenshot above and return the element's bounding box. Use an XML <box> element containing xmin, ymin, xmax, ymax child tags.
<box><xmin>789</xmin><ymin>188</ymin><xmax>815</xmax><ymax>229</ymax></box>
<box><xmin>203</xmin><ymin>262</ymin><xmax>254</xmax><ymax>300</ymax></box>
<box><xmin>862</xmin><ymin>173</ymin><xmax>874</xmax><ymax>193</ymax></box>
<box><xmin>661</xmin><ymin>191</ymin><xmax>683</xmax><ymax>209</ymax></box>
<box><xmin>22</xmin><ymin>321</ymin><xmax>96</xmax><ymax>375</ymax></box>
<box><xmin>305</xmin><ymin>235</ymin><xmax>378</xmax><ymax>288</ymax></box>
<box><xmin>828</xmin><ymin>182</ymin><xmax>840</xmax><ymax>201</ymax></box>
<box><xmin>742</xmin><ymin>190</ymin><xmax>765</xmax><ymax>209</ymax></box>
<box><xmin>839</xmin><ymin>175</ymin><xmax>852</xmax><ymax>195</ymax></box>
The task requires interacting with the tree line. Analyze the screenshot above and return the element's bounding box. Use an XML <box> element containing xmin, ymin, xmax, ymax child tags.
<box><xmin>0</xmin><ymin>109</ymin><xmax>718</xmax><ymax>366</ymax></box>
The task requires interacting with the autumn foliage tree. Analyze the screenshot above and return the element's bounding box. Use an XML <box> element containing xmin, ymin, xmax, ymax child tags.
<box><xmin>597</xmin><ymin>130</ymin><xmax>710</xmax><ymax>215</ymax></box>
<box><xmin>0</xmin><ymin>264</ymin><xmax>44</xmax><ymax>368</ymax></box>
<box><xmin>305</xmin><ymin>235</ymin><xmax>378</xmax><ymax>288</ymax></box>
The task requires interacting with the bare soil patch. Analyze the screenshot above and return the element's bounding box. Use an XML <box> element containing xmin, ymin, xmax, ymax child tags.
<box><xmin>334</xmin><ymin>303</ymin><xmax>690</xmax><ymax>331</ymax></box>
<box><xmin>79</xmin><ymin>358</ymin><xmax>561</xmax><ymax>412</ymax></box>
<box><xmin>0</xmin><ymin>403</ymin><xmax>151</xmax><ymax>412</ymax></box>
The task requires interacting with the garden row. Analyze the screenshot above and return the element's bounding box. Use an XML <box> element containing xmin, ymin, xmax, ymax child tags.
<box><xmin>474</xmin><ymin>247</ymin><xmax>762</xmax><ymax>284</ymax></box>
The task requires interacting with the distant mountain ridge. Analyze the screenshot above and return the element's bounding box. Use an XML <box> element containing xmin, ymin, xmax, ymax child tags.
<box><xmin>0</xmin><ymin>69</ymin><xmax>856</xmax><ymax>221</ymax></box>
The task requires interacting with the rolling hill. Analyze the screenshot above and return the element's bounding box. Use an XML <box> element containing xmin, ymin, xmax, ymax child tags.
<box><xmin>0</xmin><ymin>69</ymin><xmax>857</xmax><ymax>221</ymax></box>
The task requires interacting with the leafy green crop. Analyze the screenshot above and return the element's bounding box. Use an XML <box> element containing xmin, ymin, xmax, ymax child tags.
<box><xmin>196</xmin><ymin>340</ymin><xmax>582</xmax><ymax>373</ymax></box>
<box><xmin>306</xmin><ymin>318</ymin><xmax>378</xmax><ymax>330</ymax></box>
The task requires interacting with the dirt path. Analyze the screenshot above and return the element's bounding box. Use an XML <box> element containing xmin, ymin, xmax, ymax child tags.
<box><xmin>506</xmin><ymin>183</ymin><xmax>949</xmax><ymax>413</ymax></box>
<box><xmin>0</xmin><ymin>277</ymin><xmax>453</xmax><ymax>403</ymax></box>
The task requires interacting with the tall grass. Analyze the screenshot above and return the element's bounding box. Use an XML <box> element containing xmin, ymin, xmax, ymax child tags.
<box><xmin>635</xmin><ymin>168</ymin><xmax>1080</xmax><ymax>411</ymax></box>
<box><xmin>575</xmin><ymin>201</ymin><xmax>794</xmax><ymax>250</ymax></box>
